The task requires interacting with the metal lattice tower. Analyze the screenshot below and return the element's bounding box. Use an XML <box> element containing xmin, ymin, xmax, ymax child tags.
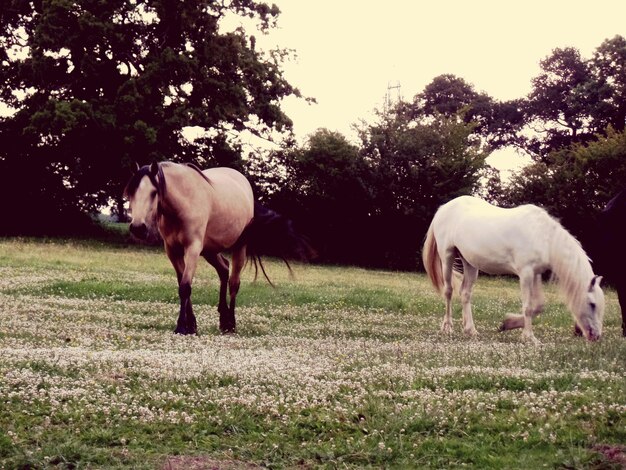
<box><xmin>384</xmin><ymin>81</ymin><xmax>402</xmax><ymax>115</ymax></box>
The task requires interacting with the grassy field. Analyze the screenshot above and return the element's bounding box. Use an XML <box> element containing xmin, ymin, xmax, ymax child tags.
<box><xmin>0</xmin><ymin>238</ymin><xmax>625</xmax><ymax>469</ymax></box>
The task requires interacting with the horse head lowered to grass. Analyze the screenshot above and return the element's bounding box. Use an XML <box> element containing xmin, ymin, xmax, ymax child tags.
<box><xmin>422</xmin><ymin>196</ymin><xmax>605</xmax><ymax>344</ymax></box>
<box><xmin>124</xmin><ymin>161</ymin><xmax>313</xmax><ymax>335</ymax></box>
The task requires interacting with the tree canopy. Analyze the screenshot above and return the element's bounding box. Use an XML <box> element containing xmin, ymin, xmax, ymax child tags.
<box><xmin>521</xmin><ymin>35</ymin><xmax>626</xmax><ymax>158</ymax></box>
<box><xmin>265</xmin><ymin>106</ymin><xmax>490</xmax><ymax>268</ymax></box>
<box><xmin>0</xmin><ymin>0</ymin><xmax>299</xmax><ymax>233</ymax></box>
<box><xmin>405</xmin><ymin>74</ymin><xmax>525</xmax><ymax>151</ymax></box>
<box><xmin>258</xmin><ymin>34</ymin><xmax>626</xmax><ymax>268</ymax></box>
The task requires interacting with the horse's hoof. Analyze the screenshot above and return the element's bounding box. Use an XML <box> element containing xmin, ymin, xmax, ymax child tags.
<box><xmin>174</xmin><ymin>327</ymin><xmax>195</xmax><ymax>335</ymax></box>
<box><xmin>498</xmin><ymin>322</ymin><xmax>506</xmax><ymax>332</ymax></box>
<box><xmin>521</xmin><ymin>333</ymin><xmax>540</xmax><ymax>345</ymax></box>
<box><xmin>500</xmin><ymin>313</ymin><xmax>524</xmax><ymax>331</ymax></box>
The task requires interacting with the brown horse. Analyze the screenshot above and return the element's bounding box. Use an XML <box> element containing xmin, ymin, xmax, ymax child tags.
<box><xmin>124</xmin><ymin>161</ymin><xmax>311</xmax><ymax>334</ymax></box>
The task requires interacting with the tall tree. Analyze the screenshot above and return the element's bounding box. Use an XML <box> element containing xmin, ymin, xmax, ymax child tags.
<box><xmin>0</xmin><ymin>0</ymin><xmax>300</xmax><ymax>232</ymax></box>
<box><xmin>413</xmin><ymin>74</ymin><xmax>480</xmax><ymax>117</ymax></box>
<box><xmin>522</xmin><ymin>37</ymin><xmax>626</xmax><ymax>159</ymax></box>
<box><xmin>407</xmin><ymin>74</ymin><xmax>524</xmax><ymax>151</ymax></box>
<box><xmin>591</xmin><ymin>35</ymin><xmax>626</xmax><ymax>133</ymax></box>
<box><xmin>499</xmin><ymin>36</ymin><xmax>626</xmax><ymax>260</ymax></box>
<box><xmin>524</xmin><ymin>47</ymin><xmax>604</xmax><ymax>158</ymax></box>
<box><xmin>362</xmin><ymin>108</ymin><xmax>488</xmax><ymax>216</ymax></box>
<box><xmin>358</xmin><ymin>105</ymin><xmax>489</xmax><ymax>268</ymax></box>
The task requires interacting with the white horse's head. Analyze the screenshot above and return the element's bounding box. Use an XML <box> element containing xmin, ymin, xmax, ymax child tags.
<box><xmin>124</xmin><ymin>162</ymin><xmax>162</xmax><ymax>240</ymax></box>
<box><xmin>574</xmin><ymin>275</ymin><xmax>605</xmax><ymax>341</ymax></box>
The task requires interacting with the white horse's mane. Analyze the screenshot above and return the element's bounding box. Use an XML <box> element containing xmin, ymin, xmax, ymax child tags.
<box><xmin>547</xmin><ymin>215</ymin><xmax>593</xmax><ymax>313</ymax></box>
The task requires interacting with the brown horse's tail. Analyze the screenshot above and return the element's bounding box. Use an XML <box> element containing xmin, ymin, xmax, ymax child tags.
<box><xmin>422</xmin><ymin>222</ymin><xmax>444</xmax><ymax>294</ymax></box>
<box><xmin>236</xmin><ymin>202</ymin><xmax>316</xmax><ymax>284</ymax></box>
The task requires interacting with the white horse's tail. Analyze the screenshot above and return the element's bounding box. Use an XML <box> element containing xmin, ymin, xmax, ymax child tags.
<box><xmin>423</xmin><ymin>222</ymin><xmax>444</xmax><ymax>294</ymax></box>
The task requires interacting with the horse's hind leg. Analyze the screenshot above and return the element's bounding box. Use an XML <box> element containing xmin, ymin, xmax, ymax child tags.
<box><xmin>224</xmin><ymin>246</ymin><xmax>247</xmax><ymax>333</ymax></box>
<box><xmin>204</xmin><ymin>252</ymin><xmax>233</xmax><ymax>333</ymax></box>
<box><xmin>440</xmin><ymin>250</ymin><xmax>455</xmax><ymax>334</ymax></box>
<box><xmin>459</xmin><ymin>260</ymin><xmax>479</xmax><ymax>336</ymax></box>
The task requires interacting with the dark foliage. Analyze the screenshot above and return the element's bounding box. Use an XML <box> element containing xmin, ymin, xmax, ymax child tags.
<box><xmin>0</xmin><ymin>0</ymin><xmax>299</xmax><ymax>233</ymax></box>
<box><xmin>263</xmin><ymin>115</ymin><xmax>489</xmax><ymax>270</ymax></box>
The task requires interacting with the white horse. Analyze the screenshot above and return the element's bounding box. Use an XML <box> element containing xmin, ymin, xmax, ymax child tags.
<box><xmin>422</xmin><ymin>196</ymin><xmax>605</xmax><ymax>343</ymax></box>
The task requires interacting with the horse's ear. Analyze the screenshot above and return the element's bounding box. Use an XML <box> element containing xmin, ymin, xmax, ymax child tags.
<box><xmin>589</xmin><ymin>275</ymin><xmax>603</xmax><ymax>291</ymax></box>
<box><xmin>150</xmin><ymin>160</ymin><xmax>159</xmax><ymax>177</ymax></box>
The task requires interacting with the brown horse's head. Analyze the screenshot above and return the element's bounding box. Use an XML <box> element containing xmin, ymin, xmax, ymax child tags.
<box><xmin>124</xmin><ymin>161</ymin><xmax>164</xmax><ymax>240</ymax></box>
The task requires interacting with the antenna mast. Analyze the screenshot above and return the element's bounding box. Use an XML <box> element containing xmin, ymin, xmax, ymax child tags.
<box><xmin>384</xmin><ymin>81</ymin><xmax>402</xmax><ymax>115</ymax></box>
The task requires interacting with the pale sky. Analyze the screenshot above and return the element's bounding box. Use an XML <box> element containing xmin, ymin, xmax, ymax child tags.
<box><xmin>4</xmin><ymin>2</ymin><xmax>626</xmax><ymax>176</ymax></box>
<box><xmin>256</xmin><ymin>0</ymin><xmax>626</xmax><ymax>174</ymax></box>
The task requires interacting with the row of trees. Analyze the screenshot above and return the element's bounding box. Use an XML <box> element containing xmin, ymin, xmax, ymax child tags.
<box><xmin>249</xmin><ymin>36</ymin><xmax>626</xmax><ymax>268</ymax></box>
<box><xmin>255</xmin><ymin>115</ymin><xmax>626</xmax><ymax>269</ymax></box>
<box><xmin>259</xmin><ymin>117</ymin><xmax>488</xmax><ymax>269</ymax></box>
<box><xmin>0</xmin><ymin>1</ymin><xmax>624</xmax><ymax>269</ymax></box>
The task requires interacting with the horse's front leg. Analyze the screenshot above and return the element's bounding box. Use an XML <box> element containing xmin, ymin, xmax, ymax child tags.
<box><xmin>165</xmin><ymin>244</ymin><xmax>189</xmax><ymax>334</ymax></box>
<box><xmin>519</xmin><ymin>270</ymin><xmax>540</xmax><ymax>345</ymax></box>
<box><xmin>174</xmin><ymin>241</ymin><xmax>202</xmax><ymax>335</ymax></box>
<box><xmin>500</xmin><ymin>274</ymin><xmax>544</xmax><ymax>335</ymax></box>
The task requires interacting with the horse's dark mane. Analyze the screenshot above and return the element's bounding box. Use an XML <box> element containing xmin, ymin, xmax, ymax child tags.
<box><xmin>601</xmin><ymin>188</ymin><xmax>626</xmax><ymax>337</ymax></box>
<box><xmin>155</xmin><ymin>164</ymin><xmax>166</xmax><ymax>196</ymax></box>
<box><xmin>590</xmin><ymin>188</ymin><xmax>625</xmax><ymax>276</ymax></box>
<box><xmin>185</xmin><ymin>162</ymin><xmax>213</xmax><ymax>187</ymax></box>
<box><xmin>124</xmin><ymin>164</ymin><xmax>166</xmax><ymax>198</ymax></box>
<box><xmin>124</xmin><ymin>167</ymin><xmax>149</xmax><ymax>198</ymax></box>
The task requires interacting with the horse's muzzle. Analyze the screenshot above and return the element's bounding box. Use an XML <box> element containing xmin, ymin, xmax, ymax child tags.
<box><xmin>129</xmin><ymin>222</ymin><xmax>148</xmax><ymax>240</ymax></box>
<box><xmin>587</xmin><ymin>327</ymin><xmax>600</xmax><ymax>342</ymax></box>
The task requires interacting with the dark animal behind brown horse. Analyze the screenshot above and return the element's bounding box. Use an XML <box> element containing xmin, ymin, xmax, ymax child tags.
<box><xmin>124</xmin><ymin>161</ymin><xmax>313</xmax><ymax>334</ymax></box>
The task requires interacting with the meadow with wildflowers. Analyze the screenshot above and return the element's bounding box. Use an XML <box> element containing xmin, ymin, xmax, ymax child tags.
<box><xmin>0</xmin><ymin>238</ymin><xmax>625</xmax><ymax>469</ymax></box>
